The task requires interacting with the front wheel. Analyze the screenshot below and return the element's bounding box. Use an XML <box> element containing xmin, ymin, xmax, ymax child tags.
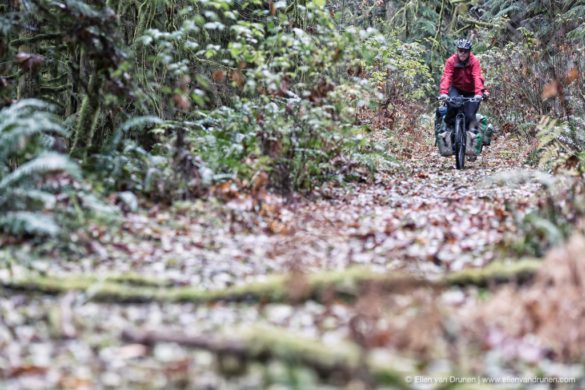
<box><xmin>454</xmin><ymin>116</ymin><xmax>466</xmax><ymax>170</ymax></box>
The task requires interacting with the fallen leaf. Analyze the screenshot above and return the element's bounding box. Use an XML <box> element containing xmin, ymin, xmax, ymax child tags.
<box><xmin>8</xmin><ymin>365</ymin><xmax>48</xmax><ymax>378</ymax></box>
<box><xmin>59</xmin><ymin>376</ymin><xmax>94</xmax><ymax>390</ymax></box>
<box><xmin>212</xmin><ymin>180</ymin><xmax>241</xmax><ymax>201</ymax></box>
<box><xmin>541</xmin><ymin>81</ymin><xmax>558</xmax><ymax>100</ymax></box>
<box><xmin>565</xmin><ymin>67</ymin><xmax>579</xmax><ymax>84</ymax></box>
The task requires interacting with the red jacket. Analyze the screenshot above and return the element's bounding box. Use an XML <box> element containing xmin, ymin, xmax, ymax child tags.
<box><xmin>439</xmin><ymin>53</ymin><xmax>485</xmax><ymax>96</ymax></box>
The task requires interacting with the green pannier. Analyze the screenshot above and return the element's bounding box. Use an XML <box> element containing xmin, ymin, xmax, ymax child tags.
<box><xmin>437</xmin><ymin>130</ymin><xmax>454</xmax><ymax>156</ymax></box>
<box><xmin>476</xmin><ymin>114</ymin><xmax>494</xmax><ymax>146</ymax></box>
<box><xmin>466</xmin><ymin>129</ymin><xmax>483</xmax><ymax>156</ymax></box>
<box><xmin>435</xmin><ymin>110</ymin><xmax>454</xmax><ymax>157</ymax></box>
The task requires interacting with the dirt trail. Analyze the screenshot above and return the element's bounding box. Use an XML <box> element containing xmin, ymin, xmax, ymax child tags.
<box><xmin>80</xmin><ymin>131</ymin><xmax>541</xmax><ymax>286</ymax></box>
<box><xmin>1</xmin><ymin>133</ymin><xmax>561</xmax><ymax>389</ymax></box>
<box><xmin>8</xmin><ymin>132</ymin><xmax>539</xmax><ymax>287</ymax></box>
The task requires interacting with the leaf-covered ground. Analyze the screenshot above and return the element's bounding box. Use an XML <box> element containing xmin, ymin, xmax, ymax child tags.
<box><xmin>2</xmin><ymin>131</ymin><xmax>584</xmax><ymax>388</ymax></box>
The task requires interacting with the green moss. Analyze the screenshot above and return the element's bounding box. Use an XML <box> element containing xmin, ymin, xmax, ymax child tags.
<box><xmin>71</xmin><ymin>74</ymin><xmax>102</xmax><ymax>158</ymax></box>
<box><xmin>1</xmin><ymin>260</ymin><xmax>541</xmax><ymax>304</ymax></box>
<box><xmin>242</xmin><ymin>325</ymin><xmax>362</xmax><ymax>367</ymax></box>
<box><xmin>445</xmin><ymin>259</ymin><xmax>541</xmax><ymax>287</ymax></box>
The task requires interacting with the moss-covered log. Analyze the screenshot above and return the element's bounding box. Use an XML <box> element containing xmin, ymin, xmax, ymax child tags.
<box><xmin>444</xmin><ymin>259</ymin><xmax>540</xmax><ymax>287</ymax></box>
<box><xmin>121</xmin><ymin>325</ymin><xmax>412</xmax><ymax>388</ymax></box>
<box><xmin>0</xmin><ymin>260</ymin><xmax>542</xmax><ymax>304</ymax></box>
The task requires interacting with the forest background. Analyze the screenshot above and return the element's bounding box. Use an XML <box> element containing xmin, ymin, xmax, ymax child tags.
<box><xmin>1</xmin><ymin>0</ymin><xmax>585</xmax><ymax>388</ymax></box>
<box><xmin>0</xmin><ymin>0</ymin><xmax>583</xmax><ymax>232</ymax></box>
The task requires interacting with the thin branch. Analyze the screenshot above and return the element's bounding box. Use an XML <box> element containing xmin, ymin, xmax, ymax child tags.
<box><xmin>10</xmin><ymin>33</ymin><xmax>64</xmax><ymax>47</ymax></box>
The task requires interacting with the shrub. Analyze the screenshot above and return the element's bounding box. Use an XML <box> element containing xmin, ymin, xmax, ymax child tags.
<box><xmin>0</xmin><ymin>100</ymin><xmax>80</xmax><ymax>236</ymax></box>
<box><xmin>114</xmin><ymin>2</ymin><xmax>406</xmax><ymax>194</ymax></box>
<box><xmin>0</xmin><ymin>100</ymin><xmax>118</xmax><ymax>238</ymax></box>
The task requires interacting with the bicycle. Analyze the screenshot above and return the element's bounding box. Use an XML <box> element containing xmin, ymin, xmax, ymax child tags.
<box><xmin>439</xmin><ymin>95</ymin><xmax>483</xmax><ymax>170</ymax></box>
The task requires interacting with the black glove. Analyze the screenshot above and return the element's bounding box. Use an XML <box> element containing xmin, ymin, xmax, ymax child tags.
<box><xmin>482</xmin><ymin>91</ymin><xmax>490</xmax><ymax>101</ymax></box>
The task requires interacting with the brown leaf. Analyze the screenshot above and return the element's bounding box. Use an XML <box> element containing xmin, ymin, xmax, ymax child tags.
<box><xmin>211</xmin><ymin>180</ymin><xmax>241</xmax><ymax>201</ymax></box>
<box><xmin>259</xmin><ymin>202</ymin><xmax>281</xmax><ymax>218</ymax></box>
<box><xmin>565</xmin><ymin>67</ymin><xmax>579</xmax><ymax>84</ymax></box>
<box><xmin>173</xmin><ymin>94</ymin><xmax>191</xmax><ymax>110</ymax></box>
<box><xmin>8</xmin><ymin>365</ymin><xmax>48</xmax><ymax>378</ymax></box>
<box><xmin>15</xmin><ymin>52</ymin><xmax>44</xmax><ymax>72</ymax></box>
<box><xmin>59</xmin><ymin>376</ymin><xmax>94</xmax><ymax>390</ymax></box>
<box><xmin>370</xmin><ymin>329</ymin><xmax>393</xmax><ymax>347</ymax></box>
<box><xmin>267</xmin><ymin>219</ymin><xmax>290</xmax><ymax>235</ymax></box>
<box><xmin>251</xmin><ymin>171</ymin><xmax>270</xmax><ymax>211</ymax></box>
<box><xmin>230</xmin><ymin>70</ymin><xmax>245</xmax><ymax>88</ymax></box>
<box><xmin>494</xmin><ymin>206</ymin><xmax>507</xmax><ymax>221</ymax></box>
<box><xmin>251</xmin><ymin>171</ymin><xmax>269</xmax><ymax>197</ymax></box>
<box><xmin>212</xmin><ymin>69</ymin><xmax>226</xmax><ymax>82</ymax></box>
<box><xmin>541</xmin><ymin>81</ymin><xmax>558</xmax><ymax>100</ymax></box>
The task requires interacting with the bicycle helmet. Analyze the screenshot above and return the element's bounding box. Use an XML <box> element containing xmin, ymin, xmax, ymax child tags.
<box><xmin>456</xmin><ymin>38</ymin><xmax>472</xmax><ymax>51</ymax></box>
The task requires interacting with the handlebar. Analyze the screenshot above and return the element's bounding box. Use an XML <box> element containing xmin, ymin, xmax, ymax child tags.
<box><xmin>438</xmin><ymin>96</ymin><xmax>483</xmax><ymax>103</ymax></box>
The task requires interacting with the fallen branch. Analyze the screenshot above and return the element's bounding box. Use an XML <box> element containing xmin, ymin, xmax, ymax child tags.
<box><xmin>444</xmin><ymin>259</ymin><xmax>540</xmax><ymax>287</ymax></box>
<box><xmin>1</xmin><ymin>260</ymin><xmax>541</xmax><ymax>304</ymax></box>
<box><xmin>121</xmin><ymin>325</ymin><xmax>412</xmax><ymax>388</ymax></box>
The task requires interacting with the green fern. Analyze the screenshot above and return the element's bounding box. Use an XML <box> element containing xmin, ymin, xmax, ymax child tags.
<box><xmin>107</xmin><ymin>115</ymin><xmax>163</xmax><ymax>151</ymax></box>
<box><xmin>0</xmin><ymin>153</ymin><xmax>80</xmax><ymax>190</ymax></box>
<box><xmin>535</xmin><ymin>116</ymin><xmax>585</xmax><ymax>171</ymax></box>
<box><xmin>495</xmin><ymin>4</ymin><xmax>524</xmax><ymax>18</ymax></box>
<box><xmin>0</xmin><ymin>100</ymin><xmax>67</xmax><ymax>161</ymax></box>
<box><xmin>0</xmin><ymin>212</ymin><xmax>60</xmax><ymax>237</ymax></box>
<box><xmin>536</xmin><ymin>116</ymin><xmax>561</xmax><ymax>169</ymax></box>
<box><xmin>482</xmin><ymin>0</ymin><xmax>585</xmax><ymax>43</ymax></box>
<box><xmin>0</xmin><ymin>100</ymin><xmax>83</xmax><ymax>236</ymax></box>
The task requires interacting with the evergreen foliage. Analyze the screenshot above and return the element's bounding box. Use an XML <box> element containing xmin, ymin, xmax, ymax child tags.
<box><xmin>0</xmin><ymin>100</ymin><xmax>80</xmax><ymax>236</ymax></box>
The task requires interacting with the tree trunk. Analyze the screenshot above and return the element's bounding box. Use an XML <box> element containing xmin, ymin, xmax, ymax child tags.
<box><xmin>385</xmin><ymin>0</ymin><xmax>397</xmax><ymax>22</ymax></box>
<box><xmin>16</xmin><ymin>5</ymin><xmax>40</xmax><ymax>100</ymax></box>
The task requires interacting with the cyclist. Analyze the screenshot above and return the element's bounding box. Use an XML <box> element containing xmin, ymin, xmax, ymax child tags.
<box><xmin>435</xmin><ymin>39</ymin><xmax>489</xmax><ymax>134</ymax></box>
